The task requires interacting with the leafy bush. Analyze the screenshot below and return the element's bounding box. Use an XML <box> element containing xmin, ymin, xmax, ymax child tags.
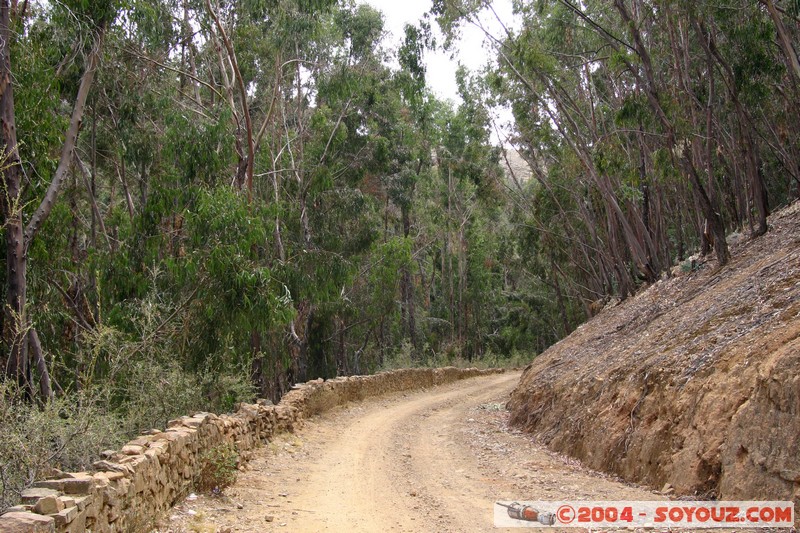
<box><xmin>0</xmin><ymin>385</ymin><xmax>124</xmax><ymax>513</ymax></box>
<box><xmin>114</xmin><ymin>358</ymin><xmax>208</xmax><ymax>435</ymax></box>
<box><xmin>379</xmin><ymin>340</ymin><xmax>534</xmax><ymax>371</ymax></box>
<box><xmin>80</xmin><ymin>293</ymin><xmax>256</xmax><ymax>435</ymax></box>
<box><xmin>195</xmin><ymin>443</ymin><xmax>239</xmax><ymax>494</ymax></box>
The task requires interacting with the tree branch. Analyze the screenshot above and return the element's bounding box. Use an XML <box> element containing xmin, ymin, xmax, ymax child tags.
<box><xmin>205</xmin><ymin>0</ymin><xmax>255</xmax><ymax>197</ymax></box>
<box><xmin>763</xmin><ymin>0</ymin><xmax>800</xmax><ymax>81</ymax></box>
<box><xmin>24</xmin><ymin>25</ymin><xmax>106</xmax><ymax>248</ymax></box>
<box><xmin>121</xmin><ymin>45</ymin><xmax>226</xmax><ymax>103</ymax></box>
<box><xmin>74</xmin><ymin>152</ymin><xmax>112</xmax><ymax>249</ymax></box>
<box><xmin>757</xmin><ymin>0</ymin><xmax>800</xmax><ymax>23</ymax></box>
<box><xmin>254</xmin><ymin>54</ymin><xmax>284</xmax><ymax>154</ymax></box>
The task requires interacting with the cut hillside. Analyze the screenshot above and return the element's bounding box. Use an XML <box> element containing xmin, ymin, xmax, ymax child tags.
<box><xmin>508</xmin><ymin>201</ymin><xmax>800</xmax><ymax>510</ymax></box>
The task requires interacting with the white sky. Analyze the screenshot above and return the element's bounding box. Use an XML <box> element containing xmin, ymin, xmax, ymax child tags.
<box><xmin>358</xmin><ymin>0</ymin><xmax>517</xmax><ymax>144</ymax></box>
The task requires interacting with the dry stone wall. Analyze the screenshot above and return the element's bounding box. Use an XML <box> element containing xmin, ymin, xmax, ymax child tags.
<box><xmin>0</xmin><ymin>367</ymin><xmax>501</xmax><ymax>533</ymax></box>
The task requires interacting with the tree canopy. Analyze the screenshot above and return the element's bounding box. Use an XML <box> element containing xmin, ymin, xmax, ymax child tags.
<box><xmin>1</xmin><ymin>0</ymin><xmax>798</xmax><ymax>510</ymax></box>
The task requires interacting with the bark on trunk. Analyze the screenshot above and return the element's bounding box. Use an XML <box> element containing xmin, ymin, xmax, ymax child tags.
<box><xmin>763</xmin><ymin>0</ymin><xmax>800</xmax><ymax>82</ymax></box>
<box><xmin>400</xmin><ymin>207</ymin><xmax>417</xmax><ymax>351</ymax></box>
<box><xmin>250</xmin><ymin>330</ymin><xmax>267</xmax><ymax>399</ymax></box>
<box><xmin>2</xmin><ymin>0</ymin><xmax>28</xmax><ymax>385</ymax></box>
<box><xmin>1</xmin><ymin>9</ymin><xmax>106</xmax><ymax>392</ymax></box>
<box><xmin>614</xmin><ymin>0</ymin><xmax>729</xmax><ymax>265</ymax></box>
<box><xmin>29</xmin><ymin>329</ymin><xmax>53</xmax><ymax>401</ymax></box>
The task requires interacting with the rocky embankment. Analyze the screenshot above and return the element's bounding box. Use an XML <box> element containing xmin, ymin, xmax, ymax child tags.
<box><xmin>508</xmin><ymin>201</ymin><xmax>800</xmax><ymax>515</ymax></box>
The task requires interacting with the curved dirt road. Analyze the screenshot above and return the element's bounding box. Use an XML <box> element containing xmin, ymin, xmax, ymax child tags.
<box><xmin>163</xmin><ymin>372</ymin><xmax>664</xmax><ymax>532</ymax></box>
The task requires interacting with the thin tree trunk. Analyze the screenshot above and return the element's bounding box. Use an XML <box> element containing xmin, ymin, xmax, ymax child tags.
<box><xmin>1</xmin><ymin>0</ymin><xmax>26</xmax><ymax>384</ymax></box>
<box><xmin>336</xmin><ymin>316</ymin><xmax>347</xmax><ymax>376</ymax></box>
<box><xmin>76</xmin><ymin>155</ymin><xmax>111</xmax><ymax>249</ymax></box>
<box><xmin>458</xmin><ymin>225</ymin><xmax>466</xmax><ymax>350</ymax></box>
<box><xmin>551</xmin><ymin>257</ymin><xmax>570</xmax><ymax>336</ymax></box>
<box><xmin>1</xmin><ymin>9</ymin><xmax>105</xmax><ymax>391</ymax></box>
<box><xmin>117</xmin><ymin>153</ymin><xmax>135</xmax><ymax>221</ymax></box>
<box><xmin>705</xmin><ymin>35</ymin><xmax>717</xmax><ymax>250</ymax></box>
<box><xmin>447</xmin><ymin>167</ymin><xmax>455</xmax><ymax>342</ymax></box>
<box><xmin>614</xmin><ymin>0</ymin><xmax>729</xmax><ymax>264</ymax></box>
<box><xmin>208</xmin><ymin>25</ymin><xmax>245</xmax><ymax>188</ymax></box>
<box><xmin>24</xmin><ymin>26</ymin><xmax>106</xmax><ymax>246</ymax></box>
<box><xmin>250</xmin><ymin>330</ymin><xmax>265</xmax><ymax>399</ymax></box>
<box><xmin>763</xmin><ymin>0</ymin><xmax>800</xmax><ymax>82</ymax></box>
<box><xmin>28</xmin><ymin>329</ymin><xmax>53</xmax><ymax>402</ymax></box>
<box><xmin>400</xmin><ymin>207</ymin><xmax>417</xmax><ymax>350</ymax></box>
<box><xmin>668</xmin><ymin>12</ymin><xmax>715</xmax><ymax>256</ymax></box>
<box><xmin>695</xmin><ymin>18</ymin><xmax>769</xmax><ymax>236</ymax></box>
<box><xmin>205</xmin><ymin>0</ymin><xmax>254</xmax><ymax>196</ymax></box>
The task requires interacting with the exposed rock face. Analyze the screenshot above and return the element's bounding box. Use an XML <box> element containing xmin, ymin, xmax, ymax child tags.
<box><xmin>500</xmin><ymin>147</ymin><xmax>532</xmax><ymax>183</ymax></box>
<box><xmin>508</xmin><ymin>202</ymin><xmax>800</xmax><ymax>520</ymax></box>
<box><xmin>0</xmin><ymin>367</ymin><xmax>502</xmax><ymax>532</ymax></box>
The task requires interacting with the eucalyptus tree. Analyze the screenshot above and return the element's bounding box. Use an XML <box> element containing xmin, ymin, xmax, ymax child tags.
<box><xmin>1</xmin><ymin>0</ymin><xmax>115</xmax><ymax>398</ymax></box>
<box><xmin>433</xmin><ymin>0</ymin><xmax>799</xmax><ymax>309</ymax></box>
<box><xmin>437</xmin><ymin>0</ymin><xmax>667</xmax><ymax>295</ymax></box>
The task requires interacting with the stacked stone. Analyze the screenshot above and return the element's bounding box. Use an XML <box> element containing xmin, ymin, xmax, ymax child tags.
<box><xmin>0</xmin><ymin>367</ymin><xmax>501</xmax><ymax>532</ymax></box>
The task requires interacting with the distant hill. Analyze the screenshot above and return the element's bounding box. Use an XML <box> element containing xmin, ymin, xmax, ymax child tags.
<box><xmin>508</xmin><ymin>201</ymin><xmax>800</xmax><ymax>518</ymax></box>
<box><xmin>499</xmin><ymin>147</ymin><xmax>532</xmax><ymax>184</ymax></box>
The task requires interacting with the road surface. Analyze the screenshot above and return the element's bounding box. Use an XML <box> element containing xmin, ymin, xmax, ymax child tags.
<box><xmin>161</xmin><ymin>371</ymin><xmax>665</xmax><ymax>532</ymax></box>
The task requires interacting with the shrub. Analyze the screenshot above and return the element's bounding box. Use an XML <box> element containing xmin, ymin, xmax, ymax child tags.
<box><xmin>195</xmin><ymin>443</ymin><xmax>239</xmax><ymax>494</ymax></box>
<box><xmin>0</xmin><ymin>385</ymin><xmax>124</xmax><ymax>513</ymax></box>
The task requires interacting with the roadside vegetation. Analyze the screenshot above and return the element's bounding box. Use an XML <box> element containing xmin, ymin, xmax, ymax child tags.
<box><xmin>1</xmin><ymin>0</ymin><xmax>798</xmax><ymax>512</ymax></box>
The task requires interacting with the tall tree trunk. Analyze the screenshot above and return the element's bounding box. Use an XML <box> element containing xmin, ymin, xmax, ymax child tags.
<box><xmin>29</xmin><ymin>329</ymin><xmax>52</xmax><ymax>401</ymax></box>
<box><xmin>695</xmin><ymin>18</ymin><xmax>769</xmax><ymax>236</ymax></box>
<box><xmin>446</xmin><ymin>166</ymin><xmax>455</xmax><ymax>342</ymax></box>
<box><xmin>763</xmin><ymin>0</ymin><xmax>800</xmax><ymax>82</ymax></box>
<box><xmin>335</xmin><ymin>316</ymin><xmax>347</xmax><ymax>376</ymax></box>
<box><xmin>458</xmin><ymin>224</ymin><xmax>466</xmax><ymax>351</ymax></box>
<box><xmin>1</xmin><ymin>10</ymin><xmax>105</xmax><ymax>393</ymax></box>
<box><xmin>739</xmin><ymin>117</ymin><xmax>769</xmax><ymax>236</ymax></box>
<box><xmin>206</xmin><ymin>0</ymin><xmax>254</xmax><ymax>195</ymax></box>
<box><xmin>704</xmin><ymin>34</ymin><xmax>717</xmax><ymax>251</ymax></box>
<box><xmin>250</xmin><ymin>330</ymin><xmax>266</xmax><ymax>399</ymax></box>
<box><xmin>400</xmin><ymin>206</ymin><xmax>417</xmax><ymax>351</ymax></box>
<box><xmin>614</xmin><ymin>0</ymin><xmax>729</xmax><ymax>265</ymax></box>
<box><xmin>517</xmin><ymin>57</ymin><xmax>659</xmax><ymax>280</ymax></box>
<box><xmin>667</xmin><ymin>11</ymin><xmax>716</xmax><ymax>257</ymax></box>
<box><xmin>1</xmin><ymin>0</ymin><xmax>27</xmax><ymax>386</ymax></box>
<box><xmin>551</xmin><ymin>257</ymin><xmax>570</xmax><ymax>336</ymax></box>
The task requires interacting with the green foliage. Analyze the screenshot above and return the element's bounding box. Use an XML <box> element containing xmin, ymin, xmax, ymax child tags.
<box><xmin>12</xmin><ymin>0</ymin><xmax>766</xmax><ymax>512</ymax></box>
<box><xmin>367</xmin><ymin>237</ymin><xmax>411</xmax><ymax>309</ymax></box>
<box><xmin>0</xmin><ymin>0</ymin><xmax>561</xmax><ymax>517</ymax></box>
<box><xmin>196</xmin><ymin>443</ymin><xmax>239</xmax><ymax>494</ymax></box>
<box><xmin>63</xmin><ymin>0</ymin><xmax>119</xmax><ymax>26</ymax></box>
<box><xmin>12</xmin><ymin>24</ymin><xmax>67</xmax><ymax>195</ymax></box>
<box><xmin>165</xmin><ymin>112</ymin><xmax>235</xmax><ymax>187</ymax></box>
<box><xmin>614</xmin><ymin>94</ymin><xmax>650</xmax><ymax>128</ymax></box>
<box><xmin>79</xmin><ymin>282</ymin><xmax>256</xmax><ymax>417</ymax></box>
<box><xmin>0</xmin><ymin>385</ymin><xmax>124</xmax><ymax>512</ymax></box>
<box><xmin>127</xmin><ymin>0</ymin><xmax>177</xmax><ymax>49</ymax></box>
<box><xmin>379</xmin><ymin>340</ymin><xmax>424</xmax><ymax>371</ymax></box>
<box><xmin>335</xmin><ymin>4</ymin><xmax>385</xmax><ymax>61</ymax></box>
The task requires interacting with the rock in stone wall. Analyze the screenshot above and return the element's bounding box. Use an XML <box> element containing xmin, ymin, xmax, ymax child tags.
<box><xmin>0</xmin><ymin>367</ymin><xmax>502</xmax><ymax>533</ymax></box>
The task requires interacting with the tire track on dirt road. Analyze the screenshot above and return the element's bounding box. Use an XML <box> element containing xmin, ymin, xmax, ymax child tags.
<box><xmin>162</xmin><ymin>371</ymin><xmax>667</xmax><ymax>532</ymax></box>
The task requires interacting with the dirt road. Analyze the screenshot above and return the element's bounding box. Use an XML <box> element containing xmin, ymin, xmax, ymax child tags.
<box><xmin>161</xmin><ymin>372</ymin><xmax>665</xmax><ymax>532</ymax></box>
